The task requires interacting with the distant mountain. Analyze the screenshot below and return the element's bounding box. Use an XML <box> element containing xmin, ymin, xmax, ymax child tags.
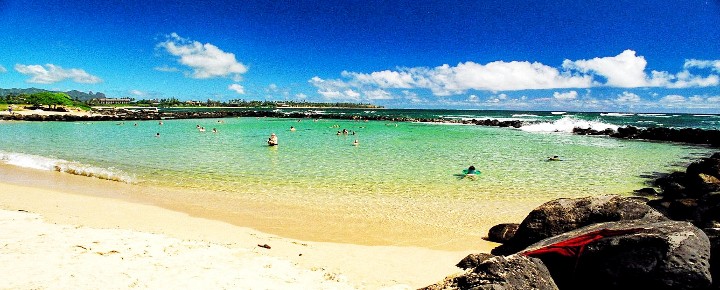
<box><xmin>0</xmin><ymin>88</ymin><xmax>105</xmax><ymax>101</ymax></box>
<box><xmin>65</xmin><ymin>90</ymin><xmax>106</xmax><ymax>101</ymax></box>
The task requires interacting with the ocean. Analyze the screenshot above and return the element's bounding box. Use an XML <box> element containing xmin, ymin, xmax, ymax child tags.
<box><xmin>0</xmin><ymin>109</ymin><xmax>717</xmax><ymax>250</ymax></box>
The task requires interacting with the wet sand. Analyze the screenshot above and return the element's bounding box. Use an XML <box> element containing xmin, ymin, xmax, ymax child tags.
<box><xmin>0</xmin><ymin>165</ymin><xmax>494</xmax><ymax>289</ymax></box>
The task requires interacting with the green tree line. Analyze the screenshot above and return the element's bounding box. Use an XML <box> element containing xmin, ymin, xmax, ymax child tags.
<box><xmin>1</xmin><ymin>92</ymin><xmax>90</xmax><ymax>110</ymax></box>
<box><xmin>2</xmin><ymin>90</ymin><xmax>382</xmax><ymax>110</ymax></box>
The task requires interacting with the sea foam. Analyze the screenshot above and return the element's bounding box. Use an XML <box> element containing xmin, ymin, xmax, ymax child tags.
<box><xmin>520</xmin><ymin>116</ymin><xmax>619</xmax><ymax>133</ymax></box>
<box><xmin>0</xmin><ymin>151</ymin><xmax>135</xmax><ymax>183</ymax></box>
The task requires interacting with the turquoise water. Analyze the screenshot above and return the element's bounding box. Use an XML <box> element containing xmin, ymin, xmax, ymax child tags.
<box><xmin>0</xmin><ymin>111</ymin><xmax>715</xmax><ymax>249</ymax></box>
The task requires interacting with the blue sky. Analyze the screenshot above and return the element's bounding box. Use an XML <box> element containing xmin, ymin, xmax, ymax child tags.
<box><xmin>1</xmin><ymin>0</ymin><xmax>719</xmax><ymax>113</ymax></box>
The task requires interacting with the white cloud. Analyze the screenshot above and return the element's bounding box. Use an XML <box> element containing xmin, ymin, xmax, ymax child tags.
<box><xmin>684</xmin><ymin>59</ymin><xmax>720</xmax><ymax>72</ymax></box>
<box><xmin>228</xmin><ymin>84</ymin><xmax>245</xmax><ymax>94</ymax></box>
<box><xmin>0</xmin><ymin>65</ymin><xmax>7</xmax><ymax>73</ymax></box>
<box><xmin>309</xmin><ymin>76</ymin><xmax>361</xmax><ymax>100</ymax></box>
<box><xmin>295</xmin><ymin>93</ymin><xmax>308</xmax><ymax>99</ymax></box>
<box><xmin>129</xmin><ymin>90</ymin><xmax>146</xmax><ymax>96</ymax></box>
<box><xmin>158</xmin><ymin>33</ymin><xmax>247</xmax><ymax>81</ymax></box>
<box><xmin>665</xmin><ymin>71</ymin><xmax>719</xmax><ymax>88</ymax></box>
<box><xmin>467</xmin><ymin>94</ymin><xmax>480</xmax><ymax>102</ymax></box>
<box><xmin>14</xmin><ymin>64</ymin><xmax>102</xmax><ymax>84</ymax></box>
<box><xmin>402</xmin><ymin>90</ymin><xmax>424</xmax><ymax>103</ymax></box>
<box><xmin>343</xmin><ymin>89</ymin><xmax>361</xmax><ymax>99</ymax></box>
<box><xmin>553</xmin><ymin>90</ymin><xmax>578</xmax><ymax>101</ymax></box>
<box><xmin>154</xmin><ymin>65</ymin><xmax>179</xmax><ymax>72</ymax></box>
<box><xmin>342</xmin><ymin>61</ymin><xmax>592</xmax><ymax>95</ymax></box>
<box><xmin>342</xmin><ymin>70</ymin><xmax>415</xmax><ymax>88</ymax></box>
<box><xmin>363</xmin><ymin>89</ymin><xmax>393</xmax><ymax>100</ymax></box>
<box><xmin>313</xmin><ymin>50</ymin><xmax>719</xmax><ymax>100</ymax></box>
<box><xmin>562</xmin><ymin>50</ymin><xmax>649</xmax><ymax>87</ymax></box>
<box><xmin>660</xmin><ymin>95</ymin><xmax>686</xmax><ymax>103</ymax></box>
<box><xmin>616</xmin><ymin>91</ymin><xmax>641</xmax><ymax>103</ymax></box>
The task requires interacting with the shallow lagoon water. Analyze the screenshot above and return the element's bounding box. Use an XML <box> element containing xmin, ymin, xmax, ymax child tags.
<box><xmin>0</xmin><ymin>116</ymin><xmax>713</xmax><ymax>249</ymax></box>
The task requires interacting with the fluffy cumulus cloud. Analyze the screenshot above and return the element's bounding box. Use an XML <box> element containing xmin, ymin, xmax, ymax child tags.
<box><xmin>158</xmin><ymin>33</ymin><xmax>247</xmax><ymax>81</ymax></box>
<box><xmin>553</xmin><ymin>90</ymin><xmax>578</xmax><ymax>101</ymax></box>
<box><xmin>0</xmin><ymin>65</ymin><xmax>7</xmax><ymax>73</ymax></box>
<box><xmin>14</xmin><ymin>64</ymin><xmax>102</xmax><ymax>84</ymax></box>
<box><xmin>562</xmin><ymin>50</ymin><xmax>649</xmax><ymax>87</ymax></box>
<box><xmin>310</xmin><ymin>50</ymin><xmax>720</xmax><ymax>101</ymax></box>
<box><xmin>615</xmin><ymin>91</ymin><xmax>642</xmax><ymax>103</ymax></box>
<box><xmin>341</xmin><ymin>61</ymin><xmax>592</xmax><ymax>96</ymax></box>
<box><xmin>228</xmin><ymin>84</ymin><xmax>245</xmax><ymax>94</ymax></box>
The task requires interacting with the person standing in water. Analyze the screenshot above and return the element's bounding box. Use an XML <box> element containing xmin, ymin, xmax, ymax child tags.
<box><xmin>267</xmin><ymin>133</ymin><xmax>278</xmax><ymax>146</ymax></box>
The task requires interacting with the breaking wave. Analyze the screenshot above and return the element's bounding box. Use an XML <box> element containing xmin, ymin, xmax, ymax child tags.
<box><xmin>520</xmin><ymin>116</ymin><xmax>619</xmax><ymax>133</ymax></box>
<box><xmin>0</xmin><ymin>151</ymin><xmax>135</xmax><ymax>183</ymax></box>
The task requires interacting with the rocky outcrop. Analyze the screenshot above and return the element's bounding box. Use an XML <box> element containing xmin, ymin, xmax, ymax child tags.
<box><xmin>648</xmin><ymin>153</ymin><xmax>720</xmax><ymax>228</ymax></box>
<box><xmin>492</xmin><ymin>195</ymin><xmax>667</xmax><ymax>255</ymax></box>
<box><xmin>573</xmin><ymin>126</ymin><xmax>720</xmax><ymax>147</ymax></box>
<box><xmin>522</xmin><ymin>220</ymin><xmax>712</xmax><ymax>290</ymax></box>
<box><xmin>455</xmin><ymin>253</ymin><xmax>495</xmax><ymax>270</ymax></box>
<box><xmin>612</xmin><ymin>127</ymin><xmax>720</xmax><ymax>147</ymax></box>
<box><xmin>485</xmin><ymin>223</ymin><xmax>519</xmax><ymax>243</ymax></box>
<box><xmin>422</xmin><ymin>255</ymin><xmax>558</xmax><ymax>290</ymax></box>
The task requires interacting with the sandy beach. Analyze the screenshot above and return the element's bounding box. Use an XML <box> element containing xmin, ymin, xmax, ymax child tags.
<box><xmin>0</xmin><ymin>175</ymin><xmax>489</xmax><ymax>289</ymax></box>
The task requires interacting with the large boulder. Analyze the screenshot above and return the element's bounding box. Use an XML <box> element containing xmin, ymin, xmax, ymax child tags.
<box><xmin>422</xmin><ymin>255</ymin><xmax>558</xmax><ymax>290</ymax></box>
<box><xmin>687</xmin><ymin>157</ymin><xmax>720</xmax><ymax>180</ymax></box>
<box><xmin>703</xmin><ymin>228</ymin><xmax>720</xmax><ymax>289</ymax></box>
<box><xmin>654</xmin><ymin>172</ymin><xmax>691</xmax><ymax>199</ymax></box>
<box><xmin>486</xmin><ymin>223</ymin><xmax>519</xmax><ymax>243</ymax></box>
<box><xmin>455</xmin><ymin>253</ymin><xmax>495</xmax><ymax>270</ymax></box>
<box><xmin>492</xmin><ymin>195</ymin><xmax>667</xmax><ymax>255</ymax></box>
<box><xmin>648</xmin><ymin>193</ymin><xmax>720</xmax><ymax>229</ymax></box>
<box><xmin>522</xmin><ymin>220</ymin><xmax>712</xmax><ymax>290</ymax></box>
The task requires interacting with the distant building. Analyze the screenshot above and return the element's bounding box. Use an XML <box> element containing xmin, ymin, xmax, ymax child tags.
<box><xmin>92</xmin><ymin>97</ymin><xmax>132</xmax><ymax>105</ymax></box>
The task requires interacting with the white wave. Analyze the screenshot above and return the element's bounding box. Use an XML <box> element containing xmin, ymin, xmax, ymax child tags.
<box><xmin>442</xmin><ymin>115</ymin><xmax>538</xmax><ymax>122</ymax></box>
<box><xmin>600</xmin><ymin>112</ymin><xmax>635</xmax><ymax>117</ymax></box>
<box><xmin>520</xmin><ymin>116</ymin><xmax>619</xmax><ymax>133</ymax></box>
<box><xmin>0</xmin><ymin>151</ymin><xmax>135</xmax><ymax>183</ymax></box>
<box><xmin>638</xmin><ymin>113</ymin><xmax>671</xmax><ymax>118</ymax></box>
<box><xmin>694</xmin><ymin>114</ymin><xmax>719</xmax><ymax>117</ymax></box>
<box><xmin>511</xmin><ymin>114</ymin><xmax>539</xmax><ymax>118</ymax></box>
<box><xmin>551</xmin><ymin>111</ymin><xmax>566</xmax><ymax>115</ymax></box>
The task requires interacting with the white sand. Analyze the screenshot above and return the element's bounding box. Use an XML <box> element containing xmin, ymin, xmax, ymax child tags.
<box><xmin>0</xmin><ymin>182</ymin><xmax>487</xmax><ymax>289</ymax></box>
<box><xmin>0</xmin><ymin>108</ymin><xmax>98</xmax><ymax>116</ymax></box>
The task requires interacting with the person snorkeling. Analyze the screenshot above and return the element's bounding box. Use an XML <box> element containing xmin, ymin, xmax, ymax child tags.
<box><xmin>466</xmin><ymin>165</ymin><xmax>478</xmax><ymax>174</ymax></box>
<box><xmin>547</xmin><ymin>155</ymin><xmax>561</xmax><ymax>161</ymax></box>
<box><xmin>463</xmin><ymin>165</ymin><xmax>479</xmax><ymax>180</ymax></box>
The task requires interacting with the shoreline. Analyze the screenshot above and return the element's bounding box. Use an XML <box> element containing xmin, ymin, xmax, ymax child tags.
<box><xmin>0</xmin><ymin>163</ymin><xmax>504</xmax><ymax>252</ymax></box>
<box><xmin>0</xmin><ymin>177</ymin><xmax>486</xmax><ymax>289</ymax></box>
